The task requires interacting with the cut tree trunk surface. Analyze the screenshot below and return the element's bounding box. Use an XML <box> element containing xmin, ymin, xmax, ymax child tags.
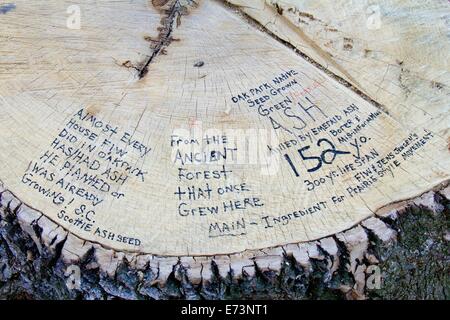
<box><xmin>0</xmin><ymin>0</ymin><xmax>449</xmax><ymax>299</ymax></box>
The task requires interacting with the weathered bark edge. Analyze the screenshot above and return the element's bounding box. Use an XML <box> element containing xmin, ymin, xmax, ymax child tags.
<box><xmin>1</xmin><ymin>180</ymin><xmax>448</xmax><ymax>299</ymax></box>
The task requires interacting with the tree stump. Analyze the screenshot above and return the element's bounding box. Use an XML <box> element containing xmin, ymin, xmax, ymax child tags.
<box><xmin>0</xmin><ymin>0</ymin><xmax>448</xmax><ymax>299</ymax></box>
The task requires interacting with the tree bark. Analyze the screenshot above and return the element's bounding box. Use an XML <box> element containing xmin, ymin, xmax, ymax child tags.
<box><xmin>1</xmin><ymin>185</ymin><xmax>449</xmax><ymax>299</ymax></box>
<box><xmin>0</xmin><ymin>0</ymin><xmax>449</xmax><ymax>299</ymax></box>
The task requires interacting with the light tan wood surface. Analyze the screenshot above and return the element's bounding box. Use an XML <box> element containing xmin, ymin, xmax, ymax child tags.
<box><xmin>0</xmin><ymin>0</ymin><xmax>448</xmax><ymax>257</ymax></box>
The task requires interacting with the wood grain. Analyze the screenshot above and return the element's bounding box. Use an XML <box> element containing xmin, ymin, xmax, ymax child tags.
<box><xmin>0</xmin><ymin>0</ymin><xmax>448</xmax><ymax>259</ymax></box>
